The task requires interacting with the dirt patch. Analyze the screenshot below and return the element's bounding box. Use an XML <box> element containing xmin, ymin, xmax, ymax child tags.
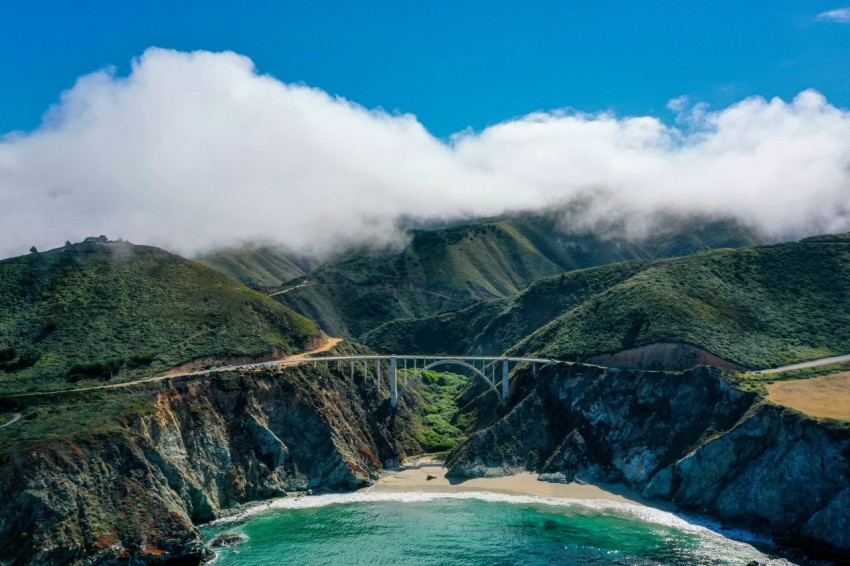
<box><xmin>162</xmin><ymin>335</ymin><xmax>339</xmax><ymax>376</ymax></box>
<box><xmin>767</xmin><ymin>372</ymin><xmax>850</xmax><ymax>421</ymax></box>
<box><xmin>586</xmin><ymin>342</ymin><xmax>743</xmax><ymax>371</ymax></box>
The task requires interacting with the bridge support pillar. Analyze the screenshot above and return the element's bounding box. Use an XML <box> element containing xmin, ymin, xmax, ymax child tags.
<box><xmin>350</xmin><ymin>360</ymin><xmax>354</xmax><ymax>381</ymax></box>
<box><xmin>502</xmin><ymin>359</ymin><xmax>509</xmax><ymax>403</ymax></box>
<box><xmin>390</xmin><ymin>357</ymin><xmax>398</xmax><ymax>408</ymax></box>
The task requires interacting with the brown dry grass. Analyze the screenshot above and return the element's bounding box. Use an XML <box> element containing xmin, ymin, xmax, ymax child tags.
<box><xmin>766</xmin><ymin>371</ymin><xmax>850</xmax><ymax>421</ymax></box>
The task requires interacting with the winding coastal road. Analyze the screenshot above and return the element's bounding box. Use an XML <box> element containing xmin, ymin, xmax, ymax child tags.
<box><xmin>0</xmin><ymin>412</ymin><xmax>21</xmax><ymax>429</ymax></box>
<box><xmin>5</xmin><ymin>334</ymin><xmax>849</xmax><ymax>400</ymax></box>
<box><xmin>2</xmin><ymin>337</ymin><xmax>346</xmax><ymax>398</ymax></box>
<box><xmin>755</xmin><ymin>353</ymin><xmax>850</xmax><ymax>375</ymax></box>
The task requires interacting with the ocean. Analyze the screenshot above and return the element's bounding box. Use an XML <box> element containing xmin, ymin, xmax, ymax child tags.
<box><xmin>203</xmin><ymin>492</ymin><xmax>789</xmax><ymax>565</ymax></box>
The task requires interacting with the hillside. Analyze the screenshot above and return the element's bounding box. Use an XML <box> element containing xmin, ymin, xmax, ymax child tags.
<box><xmin>368</xmin><ymin>236</ymin><xmax>850</xmax><ymax>369</ymax></box>
<box><xmin>197</xmin><ymin>244</ymin><xmax>316</xmax><ymax>288</ymax></box>
<box><xmin>276</xmin><ymin>214</ymin><xmax>761</xmax><ymax>339</ymax></box>
<box><xmin>0</xmin><ymin>240</ymin><xmax>322</xmax><ymax>394</ymax></box>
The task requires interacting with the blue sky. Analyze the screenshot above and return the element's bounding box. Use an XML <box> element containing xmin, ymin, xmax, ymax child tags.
<box><xmin>1</xmin><ymin>0</ymin><xmax>849</xmax><ymax>138</ymax></box>
<box><xmin>2</xmin><ymin>1</ymin><xmax>850</xmax><ymax>258</ymax></box>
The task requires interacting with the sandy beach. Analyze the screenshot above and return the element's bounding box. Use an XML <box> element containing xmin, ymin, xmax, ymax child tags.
<box><xmin>362</xmin><ymin>456</ymin><xmax>669</xmax><ymax>510</ymax></box>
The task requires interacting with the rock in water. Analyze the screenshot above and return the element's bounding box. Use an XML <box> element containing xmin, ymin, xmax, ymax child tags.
<box><xmin>210</xmin><ymin>532</ymin><xmax>248</xmax><ymax>548</ymax></box>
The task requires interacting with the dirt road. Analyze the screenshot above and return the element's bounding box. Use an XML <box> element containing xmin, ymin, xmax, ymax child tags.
<box><xmin>5</xmin><ymin>337</ymin><xmax>344</xmax><ymax>398</ymax></box>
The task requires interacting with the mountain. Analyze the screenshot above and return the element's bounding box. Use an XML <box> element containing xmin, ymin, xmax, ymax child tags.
<box><xmin>275</xmin><ymin>213</ymin><xmax>762</xmax><ymax>339</ymax></box>
<box><xmin>197</xmin><ymin>244</ymin><xmax>318</xmax><ymax>288</ymax></box>
<box><xmin>0</xmin><ymin>240</ymin><xmax>322</xmax><ymax>394</ymax></box>
<box><xmin>367</xmin><ymin>235</ymin><xmax>850</xmax><ymax>369</ymax></box>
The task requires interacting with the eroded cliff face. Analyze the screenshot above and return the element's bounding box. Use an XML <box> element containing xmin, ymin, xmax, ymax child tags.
<box><xmin>447</xmin><ymin>364</ymin><xmax>850</xmax><ymax>559</ymax></box>
<box><xmin>0</xmin><ymin>365</ymin><xmax>418</xmax><ymax>565</ymax></box>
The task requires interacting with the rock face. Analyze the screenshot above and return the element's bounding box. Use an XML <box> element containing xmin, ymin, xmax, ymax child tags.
<box><xmin>585</xmin><ymin>342</ymin><xmax>744</xmax><ymax>371</ymax></box>
<box><xmin>0</xmin><ymin>365</ymin><xmax>417</xmax><ymax>565</ymax></box>
<box><xmin>447</xmin><ymin>364</ymin><xmax>850</xmax><ymax>559</ymax></box>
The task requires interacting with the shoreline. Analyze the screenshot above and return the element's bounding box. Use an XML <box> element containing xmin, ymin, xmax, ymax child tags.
<box><xmin>203</xmin><ymin>461</ymin><xmax>785</xmax><ymax>563</ymax></box>
<box><xmin>361</xmin><ymin>457</ymin><xmax>673</xmax><ymax>511</ymax></box>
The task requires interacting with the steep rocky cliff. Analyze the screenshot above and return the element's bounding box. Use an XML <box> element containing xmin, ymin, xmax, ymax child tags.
<box><xmin>447</xmin><ymin>363</ymin><xmax>850</xmax><ymax>559</ymax></box>
<box><xmin>0</xmin><ymin>363</ymin><xmax>419</xmax><ymax>565</ymax></box>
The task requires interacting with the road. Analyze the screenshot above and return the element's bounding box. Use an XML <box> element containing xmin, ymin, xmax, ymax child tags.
<box><xmin>267</xmin><ymin>282</ymin><xmax>309</xmax><ymax>297</ymax></box>
<box><xmin>4</xmin><ymin>337</ymin><xmax>345</xmax><ymax>398</ymax></box>
<box><xmin>0</xmin><ymin>412</ymin><xmax>21</xmax><ymax>429</ymax></box>
<box><xmin>756</xmin><ymin>353</ymin><xmax>850</xmax><ymax>375</ymax></box>
<box><xmin>267</xmin><ymin>281</ymin><xmax>464</xmax><ymax>302</ymax></box>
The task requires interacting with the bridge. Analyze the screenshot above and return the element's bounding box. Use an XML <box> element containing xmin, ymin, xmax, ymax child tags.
<box><xmin>240</xmin><ymin>355</ymin><xmax>557</xmax><ymax>407</ymax></box>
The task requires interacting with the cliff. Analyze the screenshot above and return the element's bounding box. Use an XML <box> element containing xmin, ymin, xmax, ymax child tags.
<box><xmin>0</xmin><ymin>362</ymin><xmax>419</xmax><ymax>565</ymax></box>
<box><xmin>446</xmin><ymin>363</ymin><xmax>850</xmax><ymax>560</ymax></box>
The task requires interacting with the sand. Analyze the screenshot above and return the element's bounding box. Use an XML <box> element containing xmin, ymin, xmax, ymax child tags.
<box><xmin>363</xmin><ymin>457</ymin><xmax>669</xmax><ymax>510</ymax></box>
<box><xmin>767</xmin><ymin>371</ymin><xmax>850</xmax><ymax>421</ymax></box>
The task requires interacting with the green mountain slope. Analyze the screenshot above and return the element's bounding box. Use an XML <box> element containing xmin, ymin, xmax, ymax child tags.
<box><xmin>0</xmin><ymin>241</ymin><xmax>322</xmax><ymax>394</ymax></box>
<box><xmin>197</xmin><ymin>244</ymin><xmax>315</xmax><ymax>288</ymax></box>
<box><xmin>277</xmin><ymin>214</ymin><xmax>761</xmax><ymax>339</ymax></box>
<box><xmin>367</xmin><ymin>236</ymin><xmax>850</xmax><ymax>369</ymax></box>
<box><xmin>365</xmin><ymin>260</ymin><xmax>649</xmax><ymax>355</ymax></box>
<box><xmin>519</xmin><ymin>239</ymin><xmax>850</xmax><ymax>368</ymax></box>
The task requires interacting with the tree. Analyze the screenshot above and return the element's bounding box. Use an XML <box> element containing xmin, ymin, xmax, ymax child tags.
<box><xmin>29</xmin><ymin>246</ymin><xmax>37</xmax><ymax>254</ymax></box>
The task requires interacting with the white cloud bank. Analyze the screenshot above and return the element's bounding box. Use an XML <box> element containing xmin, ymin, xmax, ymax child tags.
<box><xmin>2</xmin><ymin>48</ymin><xmax>850</xmax><ymax>259</ymax></box>
<box><xmin>815</xmin><ymin>8</ymin><xmax>850</xmax><ymax>23</ymax></box>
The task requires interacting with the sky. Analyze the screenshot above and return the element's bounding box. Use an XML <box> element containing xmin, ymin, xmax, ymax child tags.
<box><xmin>3</xmin><ymin>1</ymin><xmax>850</xmax><ymax>138</ymax></box>
<box><xmin>1</xmin><ymin>1</ymin><xmax>850</xmax><ymax>258</ymax></box>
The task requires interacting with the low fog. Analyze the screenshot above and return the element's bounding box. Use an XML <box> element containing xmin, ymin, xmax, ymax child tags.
<box><xmin>1</xmin><ymin>48</ymin><xmax>849</xmax><ymax>260</ymax></box>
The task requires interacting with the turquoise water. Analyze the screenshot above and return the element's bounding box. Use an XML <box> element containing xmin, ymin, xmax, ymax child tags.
<box><xmin>203</xmin><ymin>492</ymin><xmax>784</xmax><ymax>565</ymax></box>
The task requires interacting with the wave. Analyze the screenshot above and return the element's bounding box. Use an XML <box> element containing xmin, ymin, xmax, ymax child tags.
<box><xmin>211</xmin><ymin>490</ymin><xmax>786</xmax><ymax>555</ymax></box>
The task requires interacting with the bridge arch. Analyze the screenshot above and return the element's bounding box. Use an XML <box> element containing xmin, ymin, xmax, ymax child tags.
<box><xmin>399</xmin><ymin>359</ymin><xmax>502</xmax><ymax>400</ymax></box>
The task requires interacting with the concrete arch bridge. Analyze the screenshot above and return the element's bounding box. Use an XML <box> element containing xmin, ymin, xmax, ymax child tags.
<box><xmin>247</xmin><ymin>355</ymin><xmax>557</xmax><ymax>407</ymax></box>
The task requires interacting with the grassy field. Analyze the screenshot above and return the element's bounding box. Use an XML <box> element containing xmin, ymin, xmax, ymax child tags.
<box><xmin>0</xmin><ymin>241</ymin><xmax>321</xmax><ymax>394</ymax></box>
<box><xmin>766</xmin><ymin>372</ymin><xmax>850</xmax><ymax>421</ymax></box>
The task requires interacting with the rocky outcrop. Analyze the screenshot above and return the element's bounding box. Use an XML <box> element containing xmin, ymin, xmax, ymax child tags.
<box><xmin>585</xmin><ymin>342</ymin><xmax>744</xmax><ymax>371</ymax></box>
<box><xmin>447</xmin><ymin>363</ymin><xmax>850</xmax><ymax>559</ymax></box>
<box><xmin>0</xmin><ymin>364</ymin><xmax>418</xmax><ymax>565</ymax></box>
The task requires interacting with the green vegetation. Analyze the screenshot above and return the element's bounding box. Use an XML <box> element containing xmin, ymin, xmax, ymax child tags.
<box><xmin>405</xmin><ymin>370</ymin><xmax>469</xmax><ymax>452</ymax></box>
<box><xmin>519</xmin><ymin>241</ymin><xmax>850</xmax><ymax>368</ymax></box>
<box><xmin>368</xmin><ymin>237</ymin><xmax>850</xmax><ymax>370</ymax></box>
<box><xmin>197</xmin><ymin>244</ymin><xmax>315</xmax><ymax>288</ymax></box>
<box><xmin>799</xmin><ymin>231</ymin><xmax>850</xmax><ymax>244</ymax></box>
<box><xmin>364</xmin><ymin>301</ymin><xmax>508</xmax><ymax>355</ymax></box>
<box><xmin>367</xmin><ymin>261</ymin><xmax>648</xmax><ymax>355</ymax></box>
<box><xmin>277</xmin><ymin>213</ymin><xmax>760</xmax><ymax>340</ymax></box>
<box><xmin>0</xmin><ymin>241</ymin><xmax>321</xmax><ymax>394</ymax></box>
<box><xmin>0</xmin><ymin>384</ymin><xmax>161</xmax><ymax>459</ymax></box>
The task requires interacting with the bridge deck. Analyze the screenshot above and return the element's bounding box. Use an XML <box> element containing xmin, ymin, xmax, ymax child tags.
<box><xmin>246</xmin><ymin>354</ymin><xmax>555</xmax><ymax>368</ymax></box>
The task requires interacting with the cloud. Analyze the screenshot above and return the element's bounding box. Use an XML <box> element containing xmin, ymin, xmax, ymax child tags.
<box><xmin>2</xmin><ymin>48</ymin><xmax>850</xmax><ymax>260</ymax></box>
<box><xmin>815</xmin><ymin>8</ymin><xmax>850</xmax><ymax>23</ymax></box>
